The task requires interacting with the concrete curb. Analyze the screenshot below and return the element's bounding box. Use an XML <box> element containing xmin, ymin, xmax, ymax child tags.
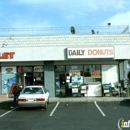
<box><xmin>0</xmin><ymin>97</ymin><xmax>130</xmax><ymax>103</ymax></box>
<box><xmin>49</xmin><ymin>97</ymin><xmax>130</xmax><ymax>102</ymax></box>
<box><xmin>0</xmin><ymin>98</ymin><xmax>13</xmax><ymax>103</ymax></box>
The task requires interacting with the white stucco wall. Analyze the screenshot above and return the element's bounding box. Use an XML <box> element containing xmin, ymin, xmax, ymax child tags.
<box><xmin>0</xmin><ymin>34</ymin><xmax>130</xmax><ymax>61</ymax></box>
<box><xmin>0</xmin><ymin>45</ymin><xmax>130</xmax><ymax>61</ymax></box>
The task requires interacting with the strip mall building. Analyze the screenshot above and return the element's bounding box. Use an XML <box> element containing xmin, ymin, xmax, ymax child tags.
<box><xmin>0</xmin><ymin>26</ymin><xmax>130</xmax><ymax>98</ymax></box>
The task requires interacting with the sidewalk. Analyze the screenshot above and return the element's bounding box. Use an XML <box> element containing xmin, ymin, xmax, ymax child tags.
<box><xmin>0</xmin><ymin>97</ymin><xmax>130</xmax><ymax>103</ymax></box>
<box><xmin>49</xmin><ymin>97</ymin><xmax>130</xmax><ymax>102</ymax></box>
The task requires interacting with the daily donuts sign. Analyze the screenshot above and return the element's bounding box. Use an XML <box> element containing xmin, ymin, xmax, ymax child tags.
<box><xmin>67</xmin><ymin>47</ymin><xmax>114</xmax><ymax>59</ymax></box>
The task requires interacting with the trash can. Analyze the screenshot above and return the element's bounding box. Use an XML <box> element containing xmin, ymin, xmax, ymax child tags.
<box><xmin>102</xmin><ymin>84</ymin><xmax>111</xmax><ymax>96</ymax></box>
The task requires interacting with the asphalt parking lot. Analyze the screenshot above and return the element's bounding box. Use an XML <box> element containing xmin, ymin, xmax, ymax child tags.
<box><xmin>0</xmin><ymin>100</ymin><xmax>130</xmax><ymax>130</ymax></box>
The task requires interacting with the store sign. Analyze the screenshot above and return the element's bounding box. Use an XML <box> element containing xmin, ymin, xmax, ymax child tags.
<box><xmin>66</xmin><ymin>65</ymin><xmax>83</xmax><ymax>71</ymax></box>
<box><xmin>71</xmin><ymin>66</ymin><xmax>78</xmax><ymax>69</ymax></box>
<box><xmin>55</xmin><ymin>65</ymin><xmax>65</xmax><ymax>71</ymax></box>
<box><xmin>72</xmin><ymin>88</ymin><xmax>78</xmax><ymax>93</ymax></box>
<box><xmin>67</xmin><ymin>47</ymin><xmax>114</xmax><ymax>58</ymax></box>
<box><xmin>0</xmin><ymin>52</ymin><xmax>15</xmax><ymax>59</ymax></box>
<box><xmin>34</xmin><ymin>66</ymin><xmax>43</xmax><ymax>72</ymax></box>
<box><xmin>91</xmin><ymin>70</ymin><xmax>101</xmax><ymax>77</ymax></box>
<box><xmin>23</xmin><ymin>66</ymin><xmax>33</xmax><ymax>72</ymax></box>
<box><xmin>81</xmin><ymin>89</ymin><xmax>87</xmax><ymax>94</ymax></box>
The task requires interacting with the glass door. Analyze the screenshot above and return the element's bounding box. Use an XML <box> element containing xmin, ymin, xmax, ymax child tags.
<box><xmin>66</xmin><ymin>65</ymin><xmax>83</xmax><ymax>97</ymax></box>
<box><xmin>55</xmin><ymin>72</ymin><xmax>66</xmax><ymax>97</ymax></box>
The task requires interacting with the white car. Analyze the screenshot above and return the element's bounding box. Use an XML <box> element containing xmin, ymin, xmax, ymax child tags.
<box><xmin>18</xmin><ymin>85</ymin><xmax>49</xmax><ymax>109</ymax></box>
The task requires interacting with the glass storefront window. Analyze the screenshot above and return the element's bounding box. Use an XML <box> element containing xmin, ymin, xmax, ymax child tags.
<box><xmin>55</xmin><ymin>72</ymin><xmax>66</xmax><ymax>97</ymax></box>
<box><xmin>55</xmin><ymin>64</ymin><xmax>102</xmax><ymax>97</ymax></box>
<box><xmin>84</xmin><ymin>65</ymin><xmax>101</xmax><ymax>77</ymax></box>
<box><xmin>1</xmin><ymin>67</ymin><xmax>17</xmax><ymax>94</ymax></box>
<box><xmin>16</xmin><ymin>66</ymin><xmax>44</xmax><ymax>87</ymax></box>
<box><xmin>84</xmin><ymin>65</ymin><xmax>101</xmax><ymax>83</ymax></box>
<box><xmin>33</xmin><ymin>72</ymin><xmax>44</xmax><ymax>85</ymax></box>
<box><xmin>66</xmin><ymin>65</ymin><xmax>84</xmax><ymax>97</ymax></box>
<box><xmin>55</xmin><ymin>65</ymin><xmax>65</xmax><ymax>71</ymax></box>
<box><xmin>34</xmin><ymin>66</ymin><xmax>43</xmax><ymax>72</ymax></box>
<box><xmin>54</xmin><ymin>65</ymin><xmax>66</xmax><ymax>97</ymax></box>
<box><xmin>66</xmin><ymin>65</ymin><xmax>83</xmax><ymax>72</ymax></box>
<box><xmin>23</xmin><ymin>66</ymin><xmax>33</xmax><ymax>72</ymax></box>
<box><xmin>17</xmin><ymin>66</ymin><xmax>23</xmax><ymax>73</ymax></box>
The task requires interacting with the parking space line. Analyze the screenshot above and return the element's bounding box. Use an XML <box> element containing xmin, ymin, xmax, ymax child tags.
<box><xmin>50</xmin><ymin>102</ymin><xmax>60</xmax><ymax>116</ymax></box>
<box><xmin>0</xmin><ymin>106</ymin><xmax>19</xmax><ymax>118</ymax></box>
<box><xmin>94</xmin><ymin>101</ymin><xmax>106</xmax><ymax>117</ymax></box>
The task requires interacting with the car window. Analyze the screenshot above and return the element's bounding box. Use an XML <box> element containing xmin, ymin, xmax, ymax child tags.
<box><xmin>22</xmin><ymin>87</ymin><xmax>44</xmax><ymax>94</ymax></box>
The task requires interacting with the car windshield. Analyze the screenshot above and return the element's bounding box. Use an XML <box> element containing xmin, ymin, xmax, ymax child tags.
<box><xmin>22</xmin><ymin>87</ymin><xmax>44</xmax><ymax>94</ymax></box>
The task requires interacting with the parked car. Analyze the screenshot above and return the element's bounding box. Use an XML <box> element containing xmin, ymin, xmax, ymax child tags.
<box><xmin>18</xmin><ymin>85</ymin><xmax>49</xmax><ymax>109</ymax></box>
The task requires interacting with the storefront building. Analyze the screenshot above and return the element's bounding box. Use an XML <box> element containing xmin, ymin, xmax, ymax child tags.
<box><xmin>0</xmin><ymin>26</ymin><xmax>130</xmax><ymax>98</ymax></box>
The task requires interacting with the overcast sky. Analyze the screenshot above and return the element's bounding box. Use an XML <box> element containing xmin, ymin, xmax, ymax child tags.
<box><xmin>0</xmin><ymin>0</ymin><xmax>130</xmax><ymax>28</ymax></box>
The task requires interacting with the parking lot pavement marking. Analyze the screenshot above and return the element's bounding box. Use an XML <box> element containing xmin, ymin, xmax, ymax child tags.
<box><xmin>0</xmin><ymin>106</ymin><xmax>19</xmax><ymax>118</ymax></box>
<box><xmin>49</xmin><ymin>102</ymin><xmax>60</xmax><ymax>116</ymax></box>
<box><xmin>94</xmin><ymin>101</ymin><xmax>106</xmax><ymax>117</ymax></box>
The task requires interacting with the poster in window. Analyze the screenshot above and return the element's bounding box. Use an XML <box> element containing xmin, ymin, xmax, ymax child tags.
<box><xmin>36</xmin><ymin>77</ymin><xmax>41</xmax><ymax>81</ymax></box>
<box><xmin>91</xmin><ymin>70</ymin><xmax>101</xmax><ymax>77</ymax></box>
<box><xmin>2</xmin><ymin>74</ymin><xmax>16</xmax><ymax>94</ymax></box>
<box><xmin>2</xmin><ymin>67</ymin><xmax>16</xmax><ymax>74</ymax></box>
<box><xmin>72</xmin><ymin>88</ymin><xmax>78</xmax><ymax>93</ymax></box>
<box><xmin>71</xmin><ymin>75</ymin><xmax>83</xmax><ymax>84</ymax></box>
<box><xmin>69</xmin><ymin>71</ymin><xmax>80</xmax><ymax>76</ymax></box>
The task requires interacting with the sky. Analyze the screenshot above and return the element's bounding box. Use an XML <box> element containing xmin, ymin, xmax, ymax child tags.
<box><xmin>0</xmin><ymin>0</ymin><xmax>130</xmax><ymax>28</ymax></box>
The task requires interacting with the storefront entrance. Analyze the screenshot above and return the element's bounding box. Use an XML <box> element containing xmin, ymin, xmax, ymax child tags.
<box><xmin>55</xmin><ymin>72</ymin><xmax>66</xmax><ymax>97</ymax></box>
<box><xmin>55</xmin><ymin>72</ymin><xmax>83</xmax><ymax>97</ymax></box>
<box><xmin>17</xmin><ymin>72</ymin><xmax>44</xmax><ymax>87</ymax></box>
<box><xmin>55</xmin><ymin>65</ymin><xmax>84</xmax><ymax>97</ymax></box>
<box><xmin>54</xmin><ymin>64</ymin><xmax>120</xmax><ymax>97</ymax></box>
